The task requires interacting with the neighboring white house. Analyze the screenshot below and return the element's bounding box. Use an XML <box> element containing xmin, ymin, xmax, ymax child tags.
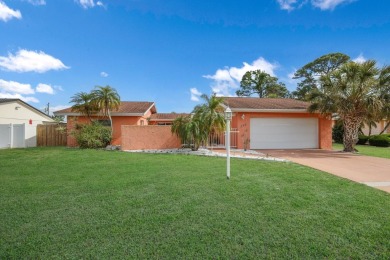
<box><xmin>0</xmin><ymin>99</ymin><xmax>54</xmax><ymax>148</ymax></box>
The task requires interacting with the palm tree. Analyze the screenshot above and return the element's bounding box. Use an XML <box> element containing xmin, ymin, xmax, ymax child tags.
<box><xmin>171</xmin><ymin>93</ymin><xmax>226</xmax><ymax>151</ymax></box>
<box><xmin>171</xmin><ymin>115</ymin><xmax>206</xmax><ymax>151</ymax></box>
<box><xmin>70</xmin><ymin>92</ymin><xmax>97</xmax><ymax>122</ymax></box>
<box><xmin>378</xmin><ymin>65</ymin><xmax>390</xmax><ymax>134</ymax></box>
<box><xmin>193</xmin><ymin>93</ymin><xmax>226</xmax><ymax>135</ymax></box>
<box><xmin>91</xmin><ymin>85</ymin><xmax>121</xmax><ymax>134</ymax></box>
<box><xmin>308</xmin><ymin>60</ymin><xmax>390</xmax><ymax>152</ymax></box>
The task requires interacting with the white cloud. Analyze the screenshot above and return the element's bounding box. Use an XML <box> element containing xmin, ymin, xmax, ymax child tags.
<box><xmin>276</xmin><ymin>0</ymin><xmax>353</xmax><ymax>11</ymax></box>
<box><xmin>76</xmin><ymin>0</ymin><xmax>105</xmax><ymax>9</ymax></box>
<box><xmin>54</xmin><ymin>85</ymin><xmax>64</xmax><ymax>91</ymax></box>
<box><xmin>276</xmin><ymin>0</ymin><xmax>298</xmax><ymax>11</ymax></box>
<box><xmin>0</xmin><ymin>92</ymin><xmax>38</xmax><ymax>103</ymax></box>
<box><xmin>311</xmin><ymin>0</ymin><xmax>354</xmax><ymax>10</ymax></box>
<box><xmin>0</xmin><ymin>1</ymin><xmax>22</xmax><ymax>22</ymax></box>
<box><xmin>190</xmin><ymin>88</ymin><xmax>202</xmax><ymax>102</ymax></box>
<box><xmin>36</xmin><ymin>83</ymin><xmax>54</xmax><ymax>94</ymax></box>
<box><xmin>353</xmin><ymin>54</ymin><xmax>366</xmax><ymax>64</ymax></box>
<box><xmin>26</xmin><ymin>0</ymin><xmax>46</xmax><ymax>6</ymax></box>
<box><xmin>203</xmin><ymin>57</ymin><xmax>278</xmax><ymax>96</ymax></box>
<box><xmin>0</xmin><ymin>79</ymin><xmax>34</xmax><ymax>94</ymax></box>
<box><xmin>96</xmin><ymin>1</ymin><xmax>106</xmax><ymax>8</ymax></box>
<box><xmin>0</xmin><ymin>49</ymin><xmax>69</xmax><ymax>73</ymax></box>
<box><xmin>100</xmin><ymin>71</ymin><xmax>108</xmax><ymax>77</ymax></box>
<box><xmin>78</xmin><ymin>0</ymin><xmax>94</xmax><ymax>8</ymax></box>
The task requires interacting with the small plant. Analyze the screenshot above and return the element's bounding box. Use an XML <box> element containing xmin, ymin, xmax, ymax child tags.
<box><xmin>71</xmin><ymin>121</ymin><xmax>111</xmax><ymax>149</ymax></box>
<box><xmin>357</xmin><ymin>135</ymin><xmax>369</xmax><ymax>145</ymax></box>
<box><xmin>368</xmin><ymin>135</ymin><xmax>390</xmax><ymax>147</ymax></box>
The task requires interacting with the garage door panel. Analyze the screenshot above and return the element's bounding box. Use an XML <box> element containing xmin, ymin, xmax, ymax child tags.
<box><xmin>250</xmin><ymin>118</ymin><xmax>318</xmax><ymax>149</ymax></box>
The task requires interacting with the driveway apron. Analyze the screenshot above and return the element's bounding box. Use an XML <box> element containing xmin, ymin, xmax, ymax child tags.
<box><xmin>259</xmin><ymin>149</ymin><xmax>390</xmax><ymax>193</ymax></box>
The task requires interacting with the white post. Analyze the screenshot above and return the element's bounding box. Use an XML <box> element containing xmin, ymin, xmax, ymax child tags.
<box><xmin>225</xmin><ymin>107</ymin><xmax>232</xmax><ymax>180</ymax></box>
<box><xmin>226</xmin><ymin>118</ymin><xmax>231</xmax><ymax>179</ymax></box>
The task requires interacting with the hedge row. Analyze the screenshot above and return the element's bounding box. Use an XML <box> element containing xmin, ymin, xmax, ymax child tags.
<box><xmin>358</xmin><ymin>134</ymin><xmax>390</xmax><ymax>147</ymax></box>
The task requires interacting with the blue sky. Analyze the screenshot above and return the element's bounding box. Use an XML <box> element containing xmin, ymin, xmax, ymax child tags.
<box><xmin>0</xmin><ymin>0</ymin><xmax>389</xmax><ymax>113</ymax></box>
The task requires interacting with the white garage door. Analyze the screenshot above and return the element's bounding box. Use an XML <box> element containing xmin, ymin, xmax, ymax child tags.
<box><xmin>250</xmin><ymin>118</ymin><xmax>319</xmax><ymax>149</ymax></box>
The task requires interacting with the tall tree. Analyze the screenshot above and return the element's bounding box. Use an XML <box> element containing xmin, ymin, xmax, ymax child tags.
<box><xmin>70</xmin><ymin>92</ymin><xmax>97</xmax><ymax>122</ymax></box>
<box><xmin>292</xmin><ymin>53</ymin><xmax>350</xmax><ymax>100</ymax></box>
<box><xmin>91</xmin><ymin>85</ymin><xmax>121</xmax><ymax>134</ymax></box>
<box><xmin>308</xmin><ymin>60</ymin><xmax>390</xmax><ymax>152</ymax></box>
<box><xmin>236</xmin><ymin>70</ymin><xmax>289</xmax><ymax>98</ymax></box>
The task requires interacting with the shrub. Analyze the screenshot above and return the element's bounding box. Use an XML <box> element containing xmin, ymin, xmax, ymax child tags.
<box><xmin>72</xmin><ymin>122</ymin><xmax>111</xmax><ymax>149</ymax></box>
<box><xmin>368</xmin><ymin>135</ymin><xmax>390</xmax><ymax>147</ymax></box>
<box><xmin>357</xmin><ymin>135</ymin><xmax>369</xmax><ymax>145</ymax></box>
<box><xmin>332</xmin><ymin>121</ymin><xmax>344</xmax><ymax>143</ymax></box>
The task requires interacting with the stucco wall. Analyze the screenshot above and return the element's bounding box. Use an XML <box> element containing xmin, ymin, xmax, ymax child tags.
<box><xmin>361</xmin><ymin>120</ymin><xmax>390</xmax><ymax>135</ymax></box>
<box><xmin>121</xmin><ymin>125</ymin><xmax>181</xmax><ymax>150</ymax></box>
<box><xmin>231</xmin><ymin>112</ymin><xmax>332</xmax><ymax>150</ymax></box>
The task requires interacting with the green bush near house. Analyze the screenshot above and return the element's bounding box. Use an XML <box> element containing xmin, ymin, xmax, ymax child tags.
<box><xmin>368</xmin><ymin>135</ymin><xmax>390</xmax><ymax>147</ymax></box>
<box><xmin>72</xmin><ymin>122</ymin><xmax>112</xmax><ymax>148</ymax></box>
<box><xmin>357</xmin><ymin>135</ymin><xmax>369</xmax><ymax>145</ymax></box>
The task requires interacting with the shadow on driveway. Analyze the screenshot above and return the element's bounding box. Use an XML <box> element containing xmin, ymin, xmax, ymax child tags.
<box><xmin>258</xmin><ymin>149</ymin><xmax>390</xmax><ymax>193</ymax></box>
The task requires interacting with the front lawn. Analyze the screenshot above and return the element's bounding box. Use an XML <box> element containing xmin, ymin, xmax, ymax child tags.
<box><xmin>0</xmin><ymin>148</ymin><xmax>389</xmax><ymax>258</ymax></box>
<box><xmin>333</xmin><ymin>143</ymin><xmax>390</xmax><ymax>159</ymax></box>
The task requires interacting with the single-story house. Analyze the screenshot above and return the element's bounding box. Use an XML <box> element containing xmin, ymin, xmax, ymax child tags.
<box><xmin>0</xmin><ymin>98</ymin><xmax>54</xmax><ymax>148</ymax></box>
<box><xmin>222</xmin><ymin>97</ymin><xmax>332</xmax><ymax>150</ymax></box>
<box><xmin>55</xmin><ymin>97</ymin><xmax>332</xmax><ymax>150</ymax></box>
<box><xmin>54</xmin><ymin>101</ymin><xmax>157</xmax><ymax>146</ymax></box>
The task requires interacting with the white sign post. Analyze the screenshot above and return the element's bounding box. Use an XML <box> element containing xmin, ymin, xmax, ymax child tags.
<box><xmin>225</xmin><ymin>107</ymin><xmax>232</xmax><ymax>180</ymax></box>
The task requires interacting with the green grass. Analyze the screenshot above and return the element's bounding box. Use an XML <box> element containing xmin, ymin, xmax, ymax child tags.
<box><xmin>0</xmin><ymin>147</ymin><xmax>389</xmax><ymax>259</ymax></box>
<box><xmin>333</xmin><ymin>143</ymin><xmax>390</xmax><ymax>159</ymax></box>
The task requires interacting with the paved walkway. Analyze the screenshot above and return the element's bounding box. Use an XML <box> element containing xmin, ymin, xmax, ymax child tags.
<box><xmin>259</xmin><ymin>149</ymin><xmax>390</xmax><ymax>193</ymax></box>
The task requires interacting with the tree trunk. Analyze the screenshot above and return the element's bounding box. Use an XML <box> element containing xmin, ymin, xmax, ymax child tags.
<box><xmin>342</xmin><ymin>115</ymin><xmax>363</xmax><ymax>152</ymax></box>
<box><xmin>379</xmin><ymin>121</ymin><xmax>390</xmax><ymax>135</ymax></box>
<box><xmin>108</xmin><ymin>108</ymin><xmax>113</xmax><ymax>144</ymax></box>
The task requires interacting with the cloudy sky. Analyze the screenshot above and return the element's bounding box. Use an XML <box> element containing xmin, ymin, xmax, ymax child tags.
<box><xmin>0</xmin><ymin>0</ymin><xmax>389</xmax><ymax>113</ymax></box>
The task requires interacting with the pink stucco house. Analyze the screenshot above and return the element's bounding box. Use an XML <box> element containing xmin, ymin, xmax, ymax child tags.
<box><xmin>222</xmin><ymin>97</ymin><xmax>332</xmax><ymax>150</ymax></box>
<box><xmin>55</xmin><ymin>97</ymin><xmax>332</xmax><ymax>150</ymax></box>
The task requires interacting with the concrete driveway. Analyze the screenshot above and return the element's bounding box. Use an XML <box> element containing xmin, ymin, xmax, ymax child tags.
<box><xmin>258</xmin><ymin>149</ymin><xmax>390</xmax><ymax>193</ymax></box>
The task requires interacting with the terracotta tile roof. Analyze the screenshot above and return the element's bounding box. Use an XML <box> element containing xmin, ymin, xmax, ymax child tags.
<box><xmin>54</xmin><ymin>101</ymin><xmax>156</xmax><ymax>115</ymax></box>
<box><xmin>149</xmin><ymin>113</ymin><xmax>189</xmax><ymax>121</ymax></box>
<box><xmin>222</xmin><ymin>97</ymin><xmax>310</xmax><ymax>110</ymax></box>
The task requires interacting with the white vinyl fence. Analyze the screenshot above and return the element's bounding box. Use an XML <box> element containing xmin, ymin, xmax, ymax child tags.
<box><xmin>0</xmin><ymin>124</ymin><xmax>25</xmax><ymax>149</ymax></box>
